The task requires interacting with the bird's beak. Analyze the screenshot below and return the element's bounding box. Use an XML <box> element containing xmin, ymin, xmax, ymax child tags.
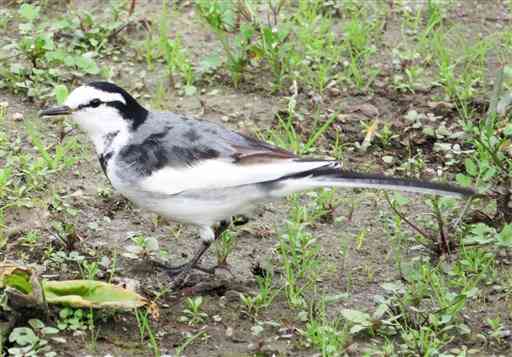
<box><xmin>39</xmin><ymin>105</ymin><xmax>72</xmax><ymax>117</ymax></box>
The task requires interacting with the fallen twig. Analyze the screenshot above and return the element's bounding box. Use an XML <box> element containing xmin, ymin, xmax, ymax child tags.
<box><xmin>431</xmin><ymin>197</ymin><xmax>450</xmax><ymax>255</ymax></box>
<box><xmin>383</xmin><ymin>192</ymin><xmax>432</xmax><ymax>242</ymax></box>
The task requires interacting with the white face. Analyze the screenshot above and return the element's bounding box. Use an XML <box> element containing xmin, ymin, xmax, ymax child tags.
<box><xmin>64</xmin><ymin>85</ymin><xmax>130</xmax><ymax>142</ymax></box>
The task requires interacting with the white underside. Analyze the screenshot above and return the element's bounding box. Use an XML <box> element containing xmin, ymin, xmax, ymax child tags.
<box><xmin>111</xmin><ymin>172</ymin><xmax>463</xmax><ymax>228</ymax></box>
<box><xmin>119</xmin><ymin>185</ymin><xmax>266</xmax><ymax>227</ymax></box>
<box><xmin>110</xmin><ymin>159</ymin><xmax>337</xmax><ymax>226</ymax></box>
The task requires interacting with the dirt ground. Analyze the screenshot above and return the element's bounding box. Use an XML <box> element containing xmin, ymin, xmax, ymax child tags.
<box><xmin>1</xmin><ymin>0</ymin><xmax>512</xmax><ymax>356</ymax></box>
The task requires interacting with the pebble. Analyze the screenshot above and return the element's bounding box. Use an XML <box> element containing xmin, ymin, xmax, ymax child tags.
<box><xmin>212</xmin><ymin>314</ymin><xmax>222</xmax><ymax>323</ymax></box>
<box><xmin>498</xmin><ymin>330</ymin><xmax>511</xmax><ymax>338</ymax></box>
<box><xmin>382</xmin><ymin>156</ymin><xmax>394</xmax><ymax>164</ymax></box>
<box><xmin>223</xmin><ymin>290</ymin><xmax>241</xmax><ymax>303</ymax></box>
<box><xmin>312</xmin><ymin>94</ymin><xmax>322</xmax><ymax>104</ymax></box>
<box><xmin>12</xmin><ymin>112</ymin><xmax>23</xmax><ymax>121</ymax></box>
<box><xmin>337</xmin><ymin>114</ymin><xmax>349</xmax><ymax>122</ymax></box>
<box><xmin>490</xmin><ymin>285</ymin><xmax>505</xmax><ymax>294</ymax></box>
<box><xmin>327</xmin><ymin>87</ymin><xmax>341</xmax><ymax>97</ymax></box>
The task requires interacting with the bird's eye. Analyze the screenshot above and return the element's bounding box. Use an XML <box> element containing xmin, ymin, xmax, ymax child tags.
<box><xmin>90</xmin><ymin>99</ymin><xmax>101</xmax><ymax>108</ymax></box>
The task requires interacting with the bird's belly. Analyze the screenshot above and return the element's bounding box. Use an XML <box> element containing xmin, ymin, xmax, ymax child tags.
<box><xmin>117</xmin><ymin>184</ymin><xmax>268</xmax><ymax>226</ymax></box>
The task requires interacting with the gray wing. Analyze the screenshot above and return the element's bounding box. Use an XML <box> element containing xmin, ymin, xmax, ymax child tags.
<box><xmin>115</xmin><ymin>112</ymin><xmax>474</xmax><ymax>199</ymax></box>
<box><xmin>117</xmin><ymin>112</ymin><xmax>297</xmax><ymax>177</ymax></box>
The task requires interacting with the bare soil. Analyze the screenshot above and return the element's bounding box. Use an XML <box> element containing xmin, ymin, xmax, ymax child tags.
<box><xmin>1</xmin><ymin>0</ymin><xmax>511</xmax><ymax>356</ymax></box>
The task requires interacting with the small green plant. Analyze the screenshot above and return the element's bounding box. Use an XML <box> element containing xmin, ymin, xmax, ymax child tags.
<box><xmin>288</xmin><ymin>0</ymin><xmax>342</xmax><ymax>92</ymax></box>
<box><xmin>214</xmin><ymin>229</ymin><xmax>236</xmax><ymax>267</ymax></box>
<box><xmin>179</xmin><ymin>296</ymin><xmax>208</xmax><ymax>325</ymax></box>
<box><xmin>196</xmin><ymin>0</ymin><xmax>253</xmax><ymax>87</ymax></box>
<box><xmin>305</xmin><ymin>302</ymin><xmax>349</xmax><ymax>356</ymax></box>
<box><xmin>134</xmin><ymin>308</ymin><xmax>160</xmax><ymax>356</ymax></box>
<box><xmin>8</xmin><ymin>319</ymin><xmax>59</xmax><ymax>357</ymax></box>
<box><xmin>486</xmin><ymin>316</ymin><xmax>508</xmax><ymax>345</ymax></box>
<box><xmin>80</xmin><ymin>260</ymin><xmax>100</xmax><ymax>280</ymax></box>
<box><xmin>0</xmin><ymin>3</ymin><xmax>133</xmax><ymax>98</ymax></box>
<box><xmin>65</xmin><ymin>3</ymin><xmax>126</xmax><ymax>53</ymax></box>
<box><xmin>50</xmin><ymin>221</ymin><xmax>80</xmax><ymax>251</ymax></box>
<box><xmin>341</xmin><ymin>304</ymin><xmax>397</xmax><ymax>337</ymax></box>
<box><xmin>57</xmin><ymin>308</ymin><xmax>88</xmax><ymax>331</ymax></box>
<box><xmin>399</xmin><ymin>325</ymin><xmax>450</xmax><ymax>356</ymax></box>
<box><xmin>307</xmin><ymin>188</ymin><xmax>341</xmax><ymax>223</ymax></box>
<box><xmin>160</xmin><ymin>35</ymin><xmax>196</xmax><ymax>95</ymax></box>
<box><xmin>26</xmin><ymin>123</ymin><xmax>79</xmax><ymax>172</ymax></box>
<box><xmin>125</xmin><ymin>233</ymin><xmax>161</xmax><ymax>260</ymax></box>
<box><xmin>305</xmin><ymin>318</ymin><xmax>349</xmax><ymax>356</ymax></box>
<box><xmin>341</xmin><ymin>15</ymin><xmax>380</xmax><ymax>88</ymax></box>
<box><xmin>277</xmin><ymin>206</ymin><xmax>321</xmax><ymax>308</ymax></box>
<box><xmin>0</xmin><ymin>9</ymin><xmax>11</xmax><ymax>30</ymax></box>
<box><xmin>157</xmin><ymin>3</ymin><xmax>196</xmax><ymax>95</ymax></box>
<box><xmin>457</xmin><ymin>247</ymin><xmax>496</xmax><ymax>280</ymax></box>
<box><xmin>21</xmin><ymin>230</ymin><xmax>41</xmax><ymax>247</ymax></box>
<box><xmin>86</xmin><ymin>308</ymin><xmax>100</xmax><ymax>353</ymax></box>
<box><xmin>266</xmin><ymin>95</ymin><xmax>337</xmax><ymax>155</ymax></box>
<box><xmin>196</xmin><ymin>0</ymin><xmax>352</xmax><ymax>92</ymax></box>
<box><xmin>240</xmin><ymin>268</ymin><xmax>277</xmax><ymax>317</ymax></box>
<box><xmin>376</xmin><ymin>122</ymin><xmax>398</xmax><ymax>148</ymax></box>
<box><xmin>424</xmin><ymin>0</ymin><xmax>449</xmax><ymax>35</ymax></box>
<box><xmin>251</xmin><ymin>22</ymin><xmax>293</xmax><ymax>90</ymax></box>
<box><xmin>458</xmin><ymin>67</ymin><xmax>512</xmax><ymax>227</ymax></box>
<box><xmin>174</xmin><ymin>331</ymin><xmax>208</xmax><ymax>357</ymax></box>
<box><xmin>384</xmin><ymin>192</ymin><xmax>466</xmax><ymax>256</ymax></box>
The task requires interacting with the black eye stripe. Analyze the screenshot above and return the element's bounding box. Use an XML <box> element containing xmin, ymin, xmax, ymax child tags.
<box><xmin>77</xmin><ymin>100</ymin><xmax>124</xmax><ymax>110</ymax></box>
<box><xmin>77</xmin><ymin>101</ymin><xmax>101</xmax><ymax>110</ymax></box>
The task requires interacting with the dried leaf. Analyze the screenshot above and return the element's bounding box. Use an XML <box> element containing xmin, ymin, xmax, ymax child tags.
<box><xmin>359</xmin><ymin>119</ymin><xmax>379</xmax><ymax>152</ymax></box>
<box><xmin>43</xmin><ymin>280</ymin><xmax>147</xmax><ymax>309</ymax></box>
<box><xmin>0</xmin><ymin>263</ymin><xmax>148</xmax><ymax>311</ymax></box>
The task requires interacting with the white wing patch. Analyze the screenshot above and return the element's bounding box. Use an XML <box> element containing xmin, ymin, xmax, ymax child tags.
<box><xmin>139</xmin><ymin>159</ymin><xmax>332</xmax><ymax>195</ymax></box>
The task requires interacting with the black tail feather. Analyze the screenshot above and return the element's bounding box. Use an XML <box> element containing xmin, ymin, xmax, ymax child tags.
<box><xmin>277</xmin><ymin>164</ymin><xmax>475</xmax><ymax>198</ymax></box>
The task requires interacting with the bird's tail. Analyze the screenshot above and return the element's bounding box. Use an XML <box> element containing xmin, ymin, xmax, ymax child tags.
<box><xmin>267</xmin><ymin>161</ymin><xmax>475</xmax><ymax>198</ymax></box>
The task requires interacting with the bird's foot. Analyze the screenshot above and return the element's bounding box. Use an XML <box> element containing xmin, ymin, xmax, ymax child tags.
<box><xmin>152</xmin><ymin>260</ymin><xmax>215</xmax><ymax>278</ymax></box>
<box><xmin>212</xmin><ymin>261</ymin><xmax>234</xmax><ymax>276</ymax></box>
<box><xmin>153</xmin><ymin>259</ymin><xmax>235</xmax><ymax>288</ymax></box>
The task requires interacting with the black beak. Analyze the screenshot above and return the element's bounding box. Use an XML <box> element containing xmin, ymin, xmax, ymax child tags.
<box><xmin>39</xmin><ymin>105</ymin><xmax>72</xmax><ymax>117</ymax></box>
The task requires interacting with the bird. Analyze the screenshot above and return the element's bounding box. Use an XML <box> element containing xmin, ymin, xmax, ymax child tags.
<box><xmin>39</xmin><ymin>81</ymin><xmax>475</xmax><ymax>282</ymax></box>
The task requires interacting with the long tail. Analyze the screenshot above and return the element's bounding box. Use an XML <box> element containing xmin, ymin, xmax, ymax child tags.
<box><xmin>266</xmin><ymin>162</ymin><xmax>475</xmax><ymax>198</ymax></box>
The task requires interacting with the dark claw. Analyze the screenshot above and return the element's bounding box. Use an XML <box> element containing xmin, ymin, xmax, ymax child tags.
<box><xmin>190</xmin><ymin>264</ymin><xmax>217</xmax><ymax>275</ymax></box>
<box><xmin>212</xmin><ymin>262</ymin><xmax>234</xmax><ymax>276</ymax></box>
<box><xmin>151</xmin><ymin>224</ymin><xmax>231</xmax><ymax>287</ymax></box>
<box><xmin>152</xmin><ymin>260</ymin><xmax>188</xmax><ymax>277</ymax></box>
<box><xmin>152</xmin><ymin>260</ymin><xmax>216</xmax><ymax>278</ymax></box>
<box><xmin>232</xmin><ymin>214</ymin><xmax>250</xmax><ymax>226</ymax></box>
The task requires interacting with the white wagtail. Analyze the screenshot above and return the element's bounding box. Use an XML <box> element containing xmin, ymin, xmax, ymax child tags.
<box><xmin>40</xmin><ymin>82</ymin><xmax>475</xmax><ymax>279</ymax></box>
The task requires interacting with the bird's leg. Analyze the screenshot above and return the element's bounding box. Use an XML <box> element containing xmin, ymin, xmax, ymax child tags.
<box><xmin>157</xmin><ymin>222</ymin><xmax>230</xmax><ymax>278</ymax></box>
<box><xmin>157</xmin><ymin>240</ymin><xmax>213</xmax><ymax>277</ymax></box>
<box><xmin>187</xmin><ymin>220</ymin><xmax>231</xmax><ymax>274</ymax></box>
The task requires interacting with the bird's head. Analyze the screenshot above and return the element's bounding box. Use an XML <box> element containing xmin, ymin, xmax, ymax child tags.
<box><xmin>39</xmin><ymin>81</ymin><xmax>148</xmax><ymax>139</ymax></box>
